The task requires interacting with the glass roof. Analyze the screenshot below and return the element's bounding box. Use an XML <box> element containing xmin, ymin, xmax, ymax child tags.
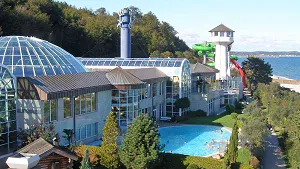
<box><xmin>78</xmin><ymin>57</ymin><xmax>187</xmax><ymax>68</ymax></box>
<box><xmin>0</xmin><ymin>36</ymin><xmax>87</xmax><ymax>77</ymax></box>
<box><xmin>0</xmin><ymin>64</ymin><xmax>15</xmax><ymax>91</ymax></box>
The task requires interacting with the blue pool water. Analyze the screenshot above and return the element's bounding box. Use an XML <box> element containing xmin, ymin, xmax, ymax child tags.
<box><xmin>159</xmin><ymin>125</ymin><xmax>231</xmax><ymax>157</ymax></box>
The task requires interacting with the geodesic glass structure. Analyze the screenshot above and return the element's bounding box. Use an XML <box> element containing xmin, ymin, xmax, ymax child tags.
<box><xmin>0</xmin><ymin>65</ymin><xmax>17</xmax><ymax>155</ymax></box>
<box><xmin>0</xmin><ymin>36</ymin><xmax>87</xmax><ymax>77</ymax></box>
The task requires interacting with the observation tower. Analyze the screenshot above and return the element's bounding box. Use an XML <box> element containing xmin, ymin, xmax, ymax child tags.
<box><xmin>209</xmin><ymin>24</ymin><xmax>234</xmax><ymax>80</ymax></box>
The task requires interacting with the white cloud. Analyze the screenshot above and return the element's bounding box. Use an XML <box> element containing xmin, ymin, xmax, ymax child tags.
<box><xmin>177</xmin><ymin>30</ymin><xmax>300</xmax><ymax>51</ymax></box>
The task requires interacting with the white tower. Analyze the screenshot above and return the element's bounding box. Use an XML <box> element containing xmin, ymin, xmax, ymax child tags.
<box><xmin>209</xmin><ymin>24</ymin><xmax>234</xmax><ymax>80</ymax></box>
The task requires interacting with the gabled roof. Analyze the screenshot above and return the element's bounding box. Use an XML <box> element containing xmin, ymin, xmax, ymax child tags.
<box><xmin>24</xmin><ymin>71</ymin><xmax>111</xmax><ymax>100</ymax></box>
<box><xmin>126</xmin><ymin>68</ymin><xmax>170</xmax><ymax>84</ymax></box>
<box><xmin>106</xmin><ymin>67</ymin><xmax>145</xmax><ymax>89</ymax></box>
<box><xmin>191</xmin><ymin>62</ymin><xmax>219</xmax><ymax>75</ymax></box>
<box><xmin>17</xmin><ymin>138</ymin><xmax>78</xmax><ymax>160</ymax></box>
<box><xmin>209</xmin><ymin>24</ymin><xmax>234</xmax><ymax>32</ymax></box>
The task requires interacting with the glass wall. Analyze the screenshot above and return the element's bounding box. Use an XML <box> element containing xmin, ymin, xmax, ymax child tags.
<box><xmin>111</xmin><ymin>89</ymin><xmax>141</xmax><ymax>127</ymax></box>
<box><xmin>0</xmin><ymin>65</ymin><xmax>16</xmax><ymax>156</ymax></box>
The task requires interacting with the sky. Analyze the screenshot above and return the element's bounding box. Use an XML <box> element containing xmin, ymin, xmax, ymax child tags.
<box><xmin>60</xmin><ymin>0</ymin><xmax>300</xmax><ymax>51</ymax></box>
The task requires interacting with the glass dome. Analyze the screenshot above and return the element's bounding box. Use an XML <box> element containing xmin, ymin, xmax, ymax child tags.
<box><xmin>0</xmin><ymin>36</ymin><xmax>87</xmax><ymax>77</ymax></box>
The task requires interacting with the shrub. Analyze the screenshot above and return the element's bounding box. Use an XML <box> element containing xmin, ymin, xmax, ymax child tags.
<box><xmin>231</xmin><ymin>113</ymin><xmax>238</xmax><ymax>120</ymax></box>
<box><xmin>186</xmin><ymin>163</ymin><xmax>199</xmax><ymax>169</ymax></box>
<box><xmin>226</xmin><ymin>104</ymin><xmax>234</xmax><ymax>114</ymax></box>
<box><xmin>74</xmin><ymin>145</ymin><xmax>101</xmax><ymax>165</ymax></box>
<box><xmin>187</xmin><ymin>110</ymin><xmax>207</xmax><ymax>117</ymax></box>
<box><xmin>18</xmin><ymin>121</ymin><xmax>57</xmax><ymax>147</ymax></box>
<box><xmin>174</xmin><ymin>97</ymin><xmax>191</xmax><ymax>109</ymax></box>
<box><xmin>235</xmin><ymin>100</ymin><xmax>244</xmax><ymax>109</ymax></box>
<box><xmin>249</xmin><ymin>156</ymin><xmax>260</xmax><ymax>169</ymax></box>
<box><xmin>183</xmin><ymin>156</ymin><xmax>222</xmax><ymax>169</ymax></box>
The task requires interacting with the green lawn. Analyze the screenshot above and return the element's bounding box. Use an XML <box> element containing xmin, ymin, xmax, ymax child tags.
<box><xmin>179</xmin><ymin>112</ymin><xmax>243</xmax><ymax>128</ymax></box>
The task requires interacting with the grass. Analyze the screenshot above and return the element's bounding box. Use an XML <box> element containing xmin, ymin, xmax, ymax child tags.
<box><xmin>179</xmin><ymin>112</ymin><xmax>243</xmax><ymax>128</ymax></box>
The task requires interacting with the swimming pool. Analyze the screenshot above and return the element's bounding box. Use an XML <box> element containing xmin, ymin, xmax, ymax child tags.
<box><xmin>159</xmin><ymin>125</ymin><xmax>231</xmax><ymax>157</ymax></box>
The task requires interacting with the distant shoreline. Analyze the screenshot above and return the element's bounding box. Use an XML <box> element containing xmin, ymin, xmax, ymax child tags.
<box><xmin>271</xmin><ymin>75</ymin><xmax>300</xmax><ymax>93</ymax></box>
<box><xmin>237</xmin><ymin>55</ymin><xmax>300</xmax><ymax>58</ymax></box>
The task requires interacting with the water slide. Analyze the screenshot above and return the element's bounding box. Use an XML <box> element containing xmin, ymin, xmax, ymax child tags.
<box><xmin>230</xmin><ymin>58</ymin><xmax>247</xmax><ymax>88</ymax></box>
<box><xmin>192</xmin><ymin>43</ymin><xmax>246</xmax><ymax>88</ymax></box>
<box><xmin>192</xmin><ymin>43</ymin><xmax>215</xmax><ymax>66</ymax></box>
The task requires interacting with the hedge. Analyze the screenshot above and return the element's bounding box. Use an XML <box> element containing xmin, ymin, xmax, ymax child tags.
<box><xmin>162</xmin><ymin>153</ymin><xmax>222</xmax><ymax>169</ymax></box>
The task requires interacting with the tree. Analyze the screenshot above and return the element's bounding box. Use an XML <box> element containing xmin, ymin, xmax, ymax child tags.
<box><xmin>242</xmin><ymin>57</ymin><xmax>273</xmax><ymax>94</ymax></box>
<box><xmin>63</xmin><ymin>129</ymin><xmax>73</xmax><ymax>146</ymax></box>
<box><xmin>174</xmin><ymin>97</ymin><xmax>191</xmax><ymax>109</ymax></box>
<box><xmin>119</xmin><ymin>114</ymin><xmax>161</xmax><ymax>169</ymax></box>
<box><xmin>18</xmin><ymin>121</ymin><xmax>57</xmax><ymax>147</ymax></box>
<box><xmin>223</xmin><ymin>145</ymin><xmax>231</xmax><ymax>169</ymax></box>
<box><xmin>228</xmin><ymin>120</ymin><xmax>239</xmax><ymax>163</ymax></box>
<box><xmin>99</xmin><ymin>112</ymin><xmax>120</xmax><ymax>169</ymax></box>
<box><xmin>80</xmin><ymin>148</ymin><xmax>93</xmax><ymax>169</ymax></box>
<box><xmin>95</xmin><ymin>7</ymin><xmax>106</xmax><ymax>15</ymax></box>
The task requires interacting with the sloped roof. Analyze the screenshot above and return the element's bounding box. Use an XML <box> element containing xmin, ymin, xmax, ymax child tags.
<box><xmin>209</xmin><ymin>24</ymin><xmax>234</xmax><ymax>32</ymax></box>
<box><xmin>126</xmin><ymin>68</ymin><xmax>170</xmax><ymax>83</ymax></box>
<box><xmin>17</xmin><ymin>138</ymin><xmax>78</xmax><ymax>160</ymax></box>
<box><xmin>25</xmin><ymin>71</ymin><xmax>111</xmax><ymax>99</ymax></box>
<box><xmin>191</xmin><ymin>62</ymin><xmax>219</xmax><ymax>75</ymax></box>
<box><xmin>106</xmin><ymin>67</ymin><xmax>145</xmax><ymax>85</ymax></box>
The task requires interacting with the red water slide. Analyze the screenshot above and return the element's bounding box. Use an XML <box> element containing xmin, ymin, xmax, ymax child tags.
<box><xmin>230</xmin><ymin>58</ymin><xmax>247</xmax><ymax>88</ymax></box>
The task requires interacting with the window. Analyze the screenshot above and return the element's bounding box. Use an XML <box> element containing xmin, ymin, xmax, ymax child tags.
<box><xmin>63</xmin><ymin>97</ymin><xmax>71</xmax><ymax>118</ymax></box>
<box><xmin>91</xmin><ymin>93</ymin><xmax>96</xmax><ymax>112</ymax></box>
<box><xmin>80</xmin><ymin>126</ymin><xmax>86</xmax><ymax>140</ymax></box>
<box><xmin>220</xmin><ymin>32</ymin><xmax>224</xmax><ymax>37</ymax></box>
<box><xmin>214</xmin><ymin>32</ymin><xmax>218</xmax><ymax>36</ymax></box>
<box><xmin>153</xmin><ymin>83</ymin><xmax>157</xmax><ymax>97</ymax></box>
<box><xmin>75</xmin><ymin>93</ymin><xmax>96</xmax><ymax>115</ymax></box>
<box><xmin>86</xmin><ymin>124</ymin><xmax>92</xmax><ymax>138</ymax></box>
<box><xmin>44</xmin><ymin>100</ymin><xmax>57</xmax><ymax>122</ymax></box>
<box><xmin>227</xmin><ymin>32</ymin><xmax>232</xmax><ymax>37</ymax></box>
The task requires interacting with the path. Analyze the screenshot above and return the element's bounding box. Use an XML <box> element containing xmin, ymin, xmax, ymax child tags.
<box><xmin>262</xmin><ymin>132</ymin><xmax>286</xmax><ymax>169</ymax></box>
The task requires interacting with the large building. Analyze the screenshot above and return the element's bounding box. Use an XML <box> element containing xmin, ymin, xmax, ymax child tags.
<box><xmin>0</xmin><ymin>34</ymin><xmax>243</xmax><ymax>158</ymax></box>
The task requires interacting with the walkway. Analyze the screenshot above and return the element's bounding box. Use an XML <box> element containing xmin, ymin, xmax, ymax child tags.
<box><xmin>262</xmin><ymin>132</ymin><xmax>286</xmax><ymax>169</ymax></box>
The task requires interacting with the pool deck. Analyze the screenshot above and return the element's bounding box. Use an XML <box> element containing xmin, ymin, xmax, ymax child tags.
<box><xmin>158</xmin><ymin>121</ymin><xmax>232</xmax><ymax>132</ymax></box>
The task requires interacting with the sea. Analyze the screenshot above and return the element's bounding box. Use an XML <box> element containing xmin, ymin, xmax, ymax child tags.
<box><xmin>237</xmin><ymin>57</ymin><xmax>300</xmax><ymax>80</ymax></box>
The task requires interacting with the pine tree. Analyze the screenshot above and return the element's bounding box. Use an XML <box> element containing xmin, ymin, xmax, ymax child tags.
<box><xmin>223</xmin><ymin>145</ymin><xmax>231</xmax><ymax>169</ymax></box>
<box><xmin>119</xmin><ymin>114</ymin><xmax>161</xmax><ymax>169</ymax></box>
<box><xmin>228</xmin><ymin>120</ymin><xmax>239</xmax><ymax>163</ymax></box>
<box><xmin>99</xmin><ymin>112</ymin><xmax>120</xmax><ymax>169</ymax></box>
<box><xmin>80</xmin><ymin>148</ymin><xmax>93</xmax><ymax>169</ymax></box>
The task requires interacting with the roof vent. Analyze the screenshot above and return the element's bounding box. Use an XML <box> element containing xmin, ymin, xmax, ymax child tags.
<box><xmin>6</xmin><ymin>153</ymin><xmax>40</xmax><ymax>169</ymax></box>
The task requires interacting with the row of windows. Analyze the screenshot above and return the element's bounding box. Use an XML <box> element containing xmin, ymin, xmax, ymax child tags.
<box><xmin>75</xmin><ymin>93</ymin><xmax>97</xmax><ymax>115</ymax></box>
<box><xmin>75</xmin><ymin>123</ymin><xmax>97</xmax><ymax>141</ymax></box>
<box><xmin>212</xmin><ymin>31</ymin><xmax>233</xmax><ymax>37</ymax></box>
<box><xmin>44</xmin><ymin>93</ymin><xmax>97</xmax><ymax>122</ymax></box>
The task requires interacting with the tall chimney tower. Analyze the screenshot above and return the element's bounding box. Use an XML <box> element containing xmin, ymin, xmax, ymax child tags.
<box><xmin>119</xmin><ymin>9</ymin><xmax>133</xmax><ymax>59</ymax></box>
